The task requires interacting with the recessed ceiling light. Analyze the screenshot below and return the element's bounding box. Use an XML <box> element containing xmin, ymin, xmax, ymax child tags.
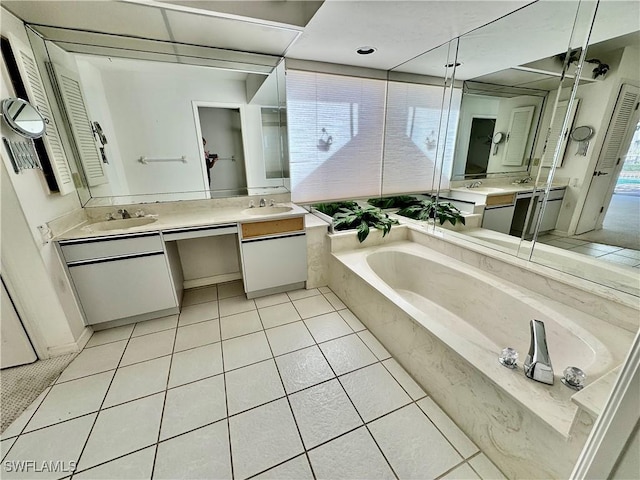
<box><xmin>357</xmin><ymin>46</ymin><xmax>377</xmax><ymax>55</ymax></box>
<box><xmin>444</xmin><ymin>62</ymin><xmax>462</xmax><ymax>68</ymax></box>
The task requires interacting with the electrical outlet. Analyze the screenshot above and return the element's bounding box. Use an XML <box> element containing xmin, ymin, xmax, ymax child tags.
<box><xmin>37</xmin><ymin>224</ymin><xmax>53</xmax><ymax>245</ymax></box>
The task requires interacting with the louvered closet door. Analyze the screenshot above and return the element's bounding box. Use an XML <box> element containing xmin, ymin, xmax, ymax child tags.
<box><xmin>50</xmin><ymin>63</ymin><xmax>107</xmax><ymax>187</ymax></box>
<box><xmin>8</xmin><ymin>34</ymin><xmax>75</xmax><ymax>195</ymax></box>
<box><xmin>575</xmin><ymin>84</ymin><xmax>640</xmax><ymax>234</ymax></box>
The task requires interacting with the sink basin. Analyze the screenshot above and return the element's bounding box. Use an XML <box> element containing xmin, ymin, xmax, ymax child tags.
<box><xmin>464</xmin><ymin>187</ymin><xmax>506</xmax><ymax>194</ymax></box>
<box><xmin>88</xmin><ymin>217</ymin><xmax>158</xmax><ymax>231</ymax></box>
<box><xmin>242</xmin><ymin>206</ymin><xmax>293</xmax><ymax>216</ymax></box>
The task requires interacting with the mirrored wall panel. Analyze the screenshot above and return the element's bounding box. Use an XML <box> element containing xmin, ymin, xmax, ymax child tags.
<box><xmin>527</xmin><ymin>1</ymin><xmax>640</xmax><ymax>297</ymax></box>
<box><xmin>22</xmin><ymin>21</ymin><xmax>290</xmax><ymax>206</ymax></box>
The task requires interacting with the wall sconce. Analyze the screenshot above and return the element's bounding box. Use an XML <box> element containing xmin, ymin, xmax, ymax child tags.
<box><xmin>317</xmin><ymin>128</ymin><xmax>333</xmax><ymax>152</ymax></box>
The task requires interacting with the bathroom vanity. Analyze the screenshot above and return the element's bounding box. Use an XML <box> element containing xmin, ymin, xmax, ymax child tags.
<box><xmin>447</xmin><ymin>184</ymin><xmax>566</xmax><ymax>236</ymax></box>
<box><xmin>56</xmin><ymin>203</ymin><xmax>308</xmax><ymax>326</ymax></box>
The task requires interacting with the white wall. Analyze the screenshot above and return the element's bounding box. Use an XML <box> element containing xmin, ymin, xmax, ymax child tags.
<box><xmin>79</xmin><ymin>60</ymin><xmax>268</xmax><ymax>197</ymax></box>
<box><xmin>1</xmin><ymin>9</ymin><xmax>88</xmax><ymax>356</ymax></box>
<box><xmin>75</xmin><ymin>59</ymin><xmax>129</xmax><ymax>197</ymax></box>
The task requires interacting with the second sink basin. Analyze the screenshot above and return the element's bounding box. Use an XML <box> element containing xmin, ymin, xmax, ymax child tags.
<box><xmin>88</xmin><ymin>217</ymin><xmax>158</xmax><ymax>231</ymax></box>
<box><xmin>242</xmin><ymin>206</ymin><xmax>293</xmax><ymax>216</ymax></box>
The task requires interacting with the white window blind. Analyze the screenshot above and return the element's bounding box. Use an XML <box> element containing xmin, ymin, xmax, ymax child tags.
<box><xmin>286</xmin><ymin>70</ymin><xmax>386</xmax><ymax>203</ymax></box>
<box><xmin>383</xmin><ymin>81</ymin><xmax>460</xmax><ymax>194</ymax></box>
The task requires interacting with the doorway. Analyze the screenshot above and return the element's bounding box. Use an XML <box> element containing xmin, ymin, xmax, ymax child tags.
<box><xmin>194</xmin><ymin>105</ymin><xmax>248</xmax><ymax>197</ymax></box>
<box><xmin>575</xmin><ymin>85</ymin><xmax>640</xmax><ymax>237</ymax></box>
<box><xmin>465</xmin><ymin>117</ymin><xmax>495</xmax><ymax>175</ymax></box>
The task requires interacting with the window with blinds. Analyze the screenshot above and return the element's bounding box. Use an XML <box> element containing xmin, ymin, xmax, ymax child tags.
<box><xmin>382</xmin><ymin>81</ymin><xmax>460</xmax><ymax>194</ymax></box>
<box><xmin>286</xmin><ymin>70</ymin><xmax>386</xmax><ymax>203</ymax></box>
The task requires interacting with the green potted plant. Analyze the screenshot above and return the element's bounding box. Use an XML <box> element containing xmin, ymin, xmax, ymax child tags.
<box><xmin>312</xmin><ymin>201</ymin><xmax>358</xmax><ymax>218</ymax></box>
<box><xmin>367</xmin><ymin>195</ymin><xmax>420</xmax><ymax>210</ymax></box>
<box><xmin>397</xmin><ymin>198</ymin><xmax>466</xmax><ymax>226</ymax></box>
<box><xmin>333</xmin><ymin>204</ymin><xmax>398</xmax><ymax>242</ymax></box>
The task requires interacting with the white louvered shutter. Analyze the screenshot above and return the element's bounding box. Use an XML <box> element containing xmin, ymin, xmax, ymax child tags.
<box><xmin>502</xmin><ymin>106</ymin><xmax>535</xmax><ymax>166</ymax></box>
<box><xmin>49</xmin><ymin>62</ymin><xmax>107</xmax><ymax>186</ymax></box>
<box><xmin>598</xmin><ymin>84</ymin><xmax>639</xmax><ymax>169</ymax></box>
<box><xmin>9</xmin><ymin>34</ymin><xmax>75</xmax><ymax>195</ymax></box>
<box><xmin>542</xmin><ymin>99</ymin><xmax>580</xmax><ymax>167</ymax></box>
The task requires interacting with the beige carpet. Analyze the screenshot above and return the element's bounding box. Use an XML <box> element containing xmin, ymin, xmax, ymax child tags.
<box><xmin>0</xmin><ymin>354</ymin><xmax>76</xmax><ymax>433</ymax></box>
<box><xmin>573</xmin><ymin>194</ymin><xmax>640</xmax><ymax>250</ymax></box>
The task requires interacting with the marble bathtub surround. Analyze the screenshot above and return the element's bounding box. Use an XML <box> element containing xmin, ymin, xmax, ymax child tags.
<box><xmin>328</xmin><ymin>223</ymin><xmax>639</xmax><ymax>332</ymax></box>
<box><xmin>327</xmin><ymin>235</ymin><xmax>637</xmax><ymax>479</ymax></box>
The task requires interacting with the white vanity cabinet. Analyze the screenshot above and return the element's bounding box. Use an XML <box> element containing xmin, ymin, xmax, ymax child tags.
<box><xmin>239</xmin><ymin>217</ymin><xmax>307</xmax><ymax>298</ymax></box>
<box><xmin>58</xmin><ymin>233</ymin><xmax>178</xmax><ymax>325</ymax></box>
<box><xmin>481</xmin><ymin>194</ymin><xmax>516</xmax><ymax>234</ymax></box>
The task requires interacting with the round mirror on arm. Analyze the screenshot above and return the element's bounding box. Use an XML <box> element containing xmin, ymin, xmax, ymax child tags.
<box><xmin>1</xmin><ymin>98</ymin><xmax>46</xmax><ymax>139</ymax></box>
<box><xmin>492</xmin><ymin>131</ymin><xmax>505</xmax><ymax>155</ymax></box>
<box><xmin>569</xmin><ymin>125</ymin><xmax>594</xmax><ymax>156</ymax></box>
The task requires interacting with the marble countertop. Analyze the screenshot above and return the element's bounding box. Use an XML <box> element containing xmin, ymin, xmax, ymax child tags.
<box><xmin>56</xmin><ymin>202</ymin><xmax>308</xmax><ymax>241</ymax></box>
<box><xmin>448</xmin><ymin>183</ymin><xmax>567</xmax><ymax>196</ymax></box>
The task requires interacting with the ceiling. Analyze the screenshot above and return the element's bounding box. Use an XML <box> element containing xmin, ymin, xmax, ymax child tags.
<box><xmin>2</xmin><ymin>0</ymin><xmax>639</xmax><ymax>80</ymax></box>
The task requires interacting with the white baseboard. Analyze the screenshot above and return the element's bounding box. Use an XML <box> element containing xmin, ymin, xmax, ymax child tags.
<box><xmin>184</xmin><ymin>272</ymin><xmax>242</xmax><ymax>290</ymax></box>
<box><xmin>46</xmin><ymin>326</ymin><xmax>93</xmax><ymax>357</ymax></box>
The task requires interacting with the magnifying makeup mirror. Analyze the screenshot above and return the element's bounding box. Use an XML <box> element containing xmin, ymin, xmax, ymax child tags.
<box><xmin>570</xmin><ymin>125</ymin><xmax>594</xmax><ymax>156</ymax></box>
<box><xmin>1</xmin><ymin>98</ymin><xmax>46</xmax><ymax>139</ymax></box>
<box><xmin>492</xmin><ymin>131</ymin><xmax>505</xmax><ymax>155</ymax></box>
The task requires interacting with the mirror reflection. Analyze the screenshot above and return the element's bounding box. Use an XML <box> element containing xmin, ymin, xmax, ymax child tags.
<box><xmin>1</xmin><ymin>97</ymin><xmax>46</xmax><ymax>138</ymax></box>
<box><xmin>24</xmin><ymin>25</ymin><xmax>289</xmax><ymax>205</ymax></box>
<box><xmin>452</xmin><ymin>82</ymin><xmax>546</xmax><ymax>179</ymax></box>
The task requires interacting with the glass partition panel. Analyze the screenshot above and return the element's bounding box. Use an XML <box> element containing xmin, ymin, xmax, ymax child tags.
<box><xmin>429</xmin><ymin>0</ymin><xmax>594</xmax><ymax>257</ymax></box>
<box><xmin>527</xmin><ymin>0</ymin><xmax>640</xmax><ymax>297</ymax></box>
<box><xmin>377</xmin><ymin>40</ymin><xmax>459</xmax><ymax>233</ymax></box>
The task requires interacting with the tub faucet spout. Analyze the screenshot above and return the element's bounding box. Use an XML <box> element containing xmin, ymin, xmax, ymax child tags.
<box><xmin>523</xmin><ymin>319</ymin><xmax>554</xmax><ymax>385</ymax></box>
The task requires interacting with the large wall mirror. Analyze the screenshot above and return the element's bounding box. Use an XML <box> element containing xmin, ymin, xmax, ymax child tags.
<box><xmin>21</xmin><ymin>21</ymin><xmax>289</xmax><ymax>206</ymax></box>
<box><xmin>386</xmin><ymin>0</ymin><xmax>640</xmax><ymax>299</ymax></box>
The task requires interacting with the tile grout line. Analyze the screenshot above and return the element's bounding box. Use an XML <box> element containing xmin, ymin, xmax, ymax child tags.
<box><xmin>71</xmin><ymin>323</ymin><xmax>137</xmax><ymax>478</ymax></box>
<box><xmin>312</xmin><ymin>334</ymin><xmax>401</xmax><ymax>480</ymax></box>
<box><xmin>256</xmin><ymin>301</ymin><xmax>317</xmax><ymax>480</ymax></box>
<box><xmin>149</xmin><ymin>318</ymin><xmax>180</xmax><ymax>478</ymax></box>
<box><xmin>217</xmin><ymin>291</ymin><xmax>235</xmax><ymax>480</ymax></box>
<box><xmin>12</xmin><ymin>286</ymin><xmax>491</xmax><ymax>478</ymax></box>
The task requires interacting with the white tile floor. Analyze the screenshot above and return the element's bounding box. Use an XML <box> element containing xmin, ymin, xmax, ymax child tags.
<box><xmin>537</xmin><ymin>234</ymin><xmax>640</xmax><ymax>268</ymax></box>
<box><xmin>0</xmin><ymin>282</ymin><xmax>506</xmax><ymax>480</ymax></box>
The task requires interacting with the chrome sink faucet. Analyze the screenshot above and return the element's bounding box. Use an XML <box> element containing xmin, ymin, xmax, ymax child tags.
<box><xmin>524</xmin><ymin>319</ymin><xmax>554</xmax><ymax>385</ymax></box>
<box><xmin>465</xmin><ymin>181</ymin><xmax>483</xmax><ymax>188</ymax></box>
<box><xmin>117</xmin><ymin>208</ymin><xmax>131</xmax><ymax>219</ymax></box>
<box><xmin>515</xmin><ymin>176</ymin><xmax>533</xmax><ymax>184</ymax></box>
<box><xmin>259</xmin><ymin>198</ymin><xmax>266</xmax><ymax>207</ymax></box>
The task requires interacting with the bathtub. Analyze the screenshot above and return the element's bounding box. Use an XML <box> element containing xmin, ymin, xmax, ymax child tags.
<box><xmin>330</xmin><ymin>239</ymin><xmax>634</xmax><ymax>478</ymax></box>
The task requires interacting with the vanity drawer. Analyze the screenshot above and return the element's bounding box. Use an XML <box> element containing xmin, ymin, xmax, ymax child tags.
<box><xmin>60</xmin><ymin>233</ymin><xmax>164</xmax><ymax>263</ymax></box>
<box><xmin>241</xmin><ymin>217</ymin><xmax>304</xmax><ymax>240</ymax></box>
<box><xmin>486</xmin><ymin>193</ymin><xmax>516</xmax><ymax>207</ymax></box>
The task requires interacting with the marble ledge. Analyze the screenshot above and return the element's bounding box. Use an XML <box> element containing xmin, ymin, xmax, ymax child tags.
<box><xmin>571</xmin><ymin>366</ymin><xmax>621</xmax><ymax>419</ymax></box>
